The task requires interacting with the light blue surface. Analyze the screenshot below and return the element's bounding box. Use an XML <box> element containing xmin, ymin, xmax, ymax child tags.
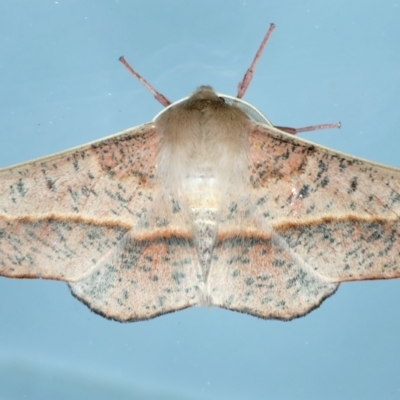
<box><xmin>1</xmin><ymin>1</ymin><xmax>400</xmax><ymax>399</ymax></box>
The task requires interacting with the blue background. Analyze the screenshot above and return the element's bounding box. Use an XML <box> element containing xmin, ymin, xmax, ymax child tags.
<box><xmin>1</xmin><ymin>1</ymin><xmax>400</xmax><ymax>399</ymax></box>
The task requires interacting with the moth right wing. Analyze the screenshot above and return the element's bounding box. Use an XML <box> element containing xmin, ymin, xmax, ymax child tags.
<box><xmin>208</xmin><ymin>124</ymin><xmax>400</xmax><ymax>320</ymax></box>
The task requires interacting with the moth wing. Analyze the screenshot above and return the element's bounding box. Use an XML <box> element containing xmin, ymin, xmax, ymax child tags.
<box><xmin>0</xmin><ymin>123</ymin><xmax>202</xmax><ymax>321</ymax></box>
<box><xmin>208</xmin><ymin>124</ymin><xmax>400</xmax><ymax>320</ymax></box>
<box><xmin>69</xmin><ymin>224</ymin><xmax>202</xmax><ymax>322</ymax></box>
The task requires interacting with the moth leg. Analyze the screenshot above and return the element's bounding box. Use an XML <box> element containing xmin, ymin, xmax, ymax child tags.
<box><xmin>237</xmin><ymin>23</ymin><xmax>276</xmax><ymax>98</ymax></box>
<box><xmin>119</xmin><ymin>56</ymin><xmax>171</xmax><ymax>106</ymax></box>
<box><xmin>274</xmin><ymin>122</ymin><xmax>341</xmax><ymax>135</ymax></box>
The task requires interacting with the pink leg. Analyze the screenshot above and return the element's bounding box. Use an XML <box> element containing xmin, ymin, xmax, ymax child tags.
<box><xmin>237</xmin><ymin>23</ymin><xmax>276</xmax><ymax>99</ymax></box>
<box><xmin>119</xmin><ymin>56</ymin><xmax>171</xmax><ymax>107</ymax></box>
<box><xmin>274</xmin><ymin>122</ymin><xmax>342</xmax><ymax>135</ymax></box>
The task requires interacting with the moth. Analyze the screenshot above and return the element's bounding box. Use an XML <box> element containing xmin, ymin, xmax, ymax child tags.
<box><xmin>1</xmin><ymin>24</ymin><xmax>399</xmax><ymax>322</ymax></box>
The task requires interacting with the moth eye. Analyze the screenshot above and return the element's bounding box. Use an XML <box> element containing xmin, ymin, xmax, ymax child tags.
<box><xmin>218</xmin><ymin>96</ymin><xmax>225</xmax><ymax>103</ymax></box>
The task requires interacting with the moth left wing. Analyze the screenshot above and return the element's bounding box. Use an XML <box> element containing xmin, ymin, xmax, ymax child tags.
<box><xmin>0</xmin><ymin>124</ymin><xmax>203</xmax><ymax>321</ymax></box>
<box><xmin>208</xmin><ymin>124</ymin><xmax>400</xmax><ymax>320</ymax></box>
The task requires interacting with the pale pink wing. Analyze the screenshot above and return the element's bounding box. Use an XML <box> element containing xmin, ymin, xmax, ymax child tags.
<box><xmin>0</xmin><ymin>124</ymin><xmax>202</xmax><ymax>321</ymax></box>
<box><xmin>208</xmin><ymin>124</ymin><xmax>400</xmax><ymax>320</ymax></box>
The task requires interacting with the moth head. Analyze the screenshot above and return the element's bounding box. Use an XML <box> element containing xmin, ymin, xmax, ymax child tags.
<box><xmin>152</xmin><ymin>88</ymin><xmax>271</xmax><ymax>125</ymax></box>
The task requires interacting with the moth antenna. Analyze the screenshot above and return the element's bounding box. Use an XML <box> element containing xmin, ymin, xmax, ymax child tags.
<box><xmin>275</xmin><ymin>122</ymin><xmax>342</xmax><ymax>135</ymax></box>
<box><xmin>237</xmin><ymin>23</ymin><xmax>276</xmax><ymax>99</ymax></box>
<box><xmin>119</xmin><ymin>56</ymin><xmax>171</xmax><ymax>107</ymax></box>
